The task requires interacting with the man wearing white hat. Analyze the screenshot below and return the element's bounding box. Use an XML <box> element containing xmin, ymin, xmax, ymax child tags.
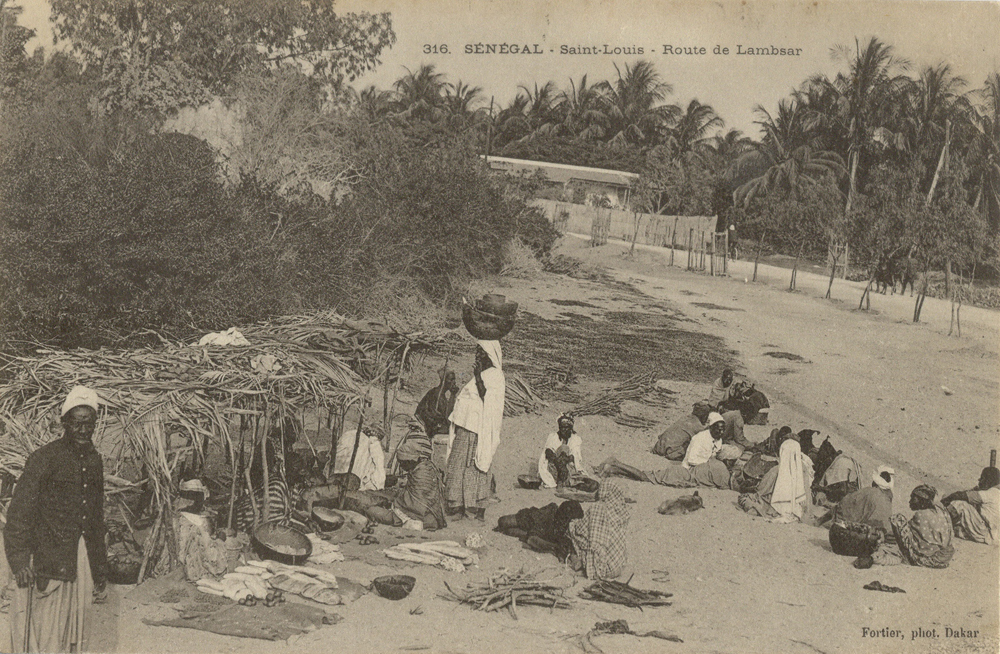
<box><xmin>5</xmin><ymin>386</ymin><xmax>108</xmax><ymax>653</ymax></box>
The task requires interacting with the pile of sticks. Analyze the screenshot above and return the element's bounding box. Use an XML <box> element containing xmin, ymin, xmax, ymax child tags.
<box><xmin>580</xmin><ymin>578</ymin><xmax>673</xmax><ymax>608</ymax></box>
<box><xmin>572</xmin><ymin>372</ymin><xmax>658</xmax><ymax>417</ymax></box>
<box><xmin>503</xmin><ymin>373</ymin><xmax>547</xmax><ymax>417</ymax></box>
<box><xmin>442</xmin><ymin>570</ymin><xmax>571</xmax><ymax>619</ymax></box>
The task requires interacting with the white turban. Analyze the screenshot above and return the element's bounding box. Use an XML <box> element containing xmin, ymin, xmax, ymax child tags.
<box><xmin>707</xmin><ymin>412</ymin><xmax>725</xmax><ymax>426</ymax></box>
<box><xmin>873</xmin><ymin>465</ymin><xmax>895</xmax><ymax>490</ymax></box>
<box><xmin>61</xmin><ymin>385</ymin><xmax>100</xmax><ymax>417</ymax></box>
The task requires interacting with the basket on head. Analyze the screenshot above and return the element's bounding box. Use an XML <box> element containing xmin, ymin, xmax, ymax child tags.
<box><xmin>372</xmin><ymin>575</ymin><xmax>416</xmax><ymax>601</ymax></box>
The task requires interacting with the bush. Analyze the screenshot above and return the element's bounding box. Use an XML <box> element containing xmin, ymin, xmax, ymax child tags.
<box><xmin>0</xmin><ymin>112</ymin><xmax>284</xmax><ymax>348</ymax></box>
<box><xmin>1</xmin><ymin>107</ymin><xmax>556</xmax><ymax>349</ymax></box>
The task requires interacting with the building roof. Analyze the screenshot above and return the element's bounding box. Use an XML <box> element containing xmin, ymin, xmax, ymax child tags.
<box><xmin>483</xmin><ymin>156</ymin><xmax>638</xmax><ymax>187</ymax></box>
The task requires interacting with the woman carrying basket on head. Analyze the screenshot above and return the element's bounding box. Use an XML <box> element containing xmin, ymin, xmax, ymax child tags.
<box><xmin>445</xmin><ymin>341</ymin><xmax>506</xmax><ymax>521</ymax></box>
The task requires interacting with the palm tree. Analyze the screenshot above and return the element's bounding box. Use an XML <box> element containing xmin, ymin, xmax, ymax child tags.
<box><xmin>442</xmin><ymin>79</ymin><xmax>485</xmax><ymax>130</ymax></box>
<box><xmin>558</xmin><ymin>74</ymin><xmax>609</xmax><ymax>141</ymax></box>
<box><xmin>393</xmin><ymin>64</ymin><xmax>447</xmax><ymax>121</ymax></box>
<box><xmin>516</xmin><ymin>81</ymin><xmax>562</xmax><ymax>140</ymax></box>
<box><xmin>729</xmin><ymin>100</ymin><xmax>846</xmax><ymax>285</ymax></box>
<box><xmin>967</xmin><ymin>72</ymin><xmax>1000</xmax><ymax>231</ymax></box>
<box><xmin>443</xmin><ymin>80</ymin><xmax>483</xmax><ymax>116</ymax></box>
<box><xmin>817</xmin><ymin>37</ymin><xmax>913</xmax><ymax>213</ymax></box>
<box><xmin>493</xmin><ymin>93</ymin><xmax>531</xmax><ymax>147</ymax></box>
<box><xmin>352</xmin><ymin>84</ymin><xmax>395</xmax><ymax>121</ymax></box>
<box><xmin>670</xmin><ymin>99</ymin><xmax>724</xmax><ymax>155</ymax></box>
<box><xmin>597</xmin><ymin>60</ymin><xmax>680</xmax><ymax>147</ymax></box>
<box><xmin>729</xmin><ymin>100</ymin><xmax>845</xmax><ymax>206</ymax></box>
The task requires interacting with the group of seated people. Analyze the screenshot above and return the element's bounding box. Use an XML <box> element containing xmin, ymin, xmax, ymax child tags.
<box><xmin>529</xmin><ymin>367</ymin><xmax>998</xmax><ymax>575</ymax></box>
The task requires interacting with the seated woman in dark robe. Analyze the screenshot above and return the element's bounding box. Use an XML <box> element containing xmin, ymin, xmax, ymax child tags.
<box><xmin>495</xmin><ymin>500</ymin><xmax>584</xmax><ymax>561</ymax></box>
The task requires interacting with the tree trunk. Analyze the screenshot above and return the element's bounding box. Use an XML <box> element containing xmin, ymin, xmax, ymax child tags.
<box><xmin>925</xmin><ymin>120</ymin><xmax>951</xmax><ymax>209</ymax></box>
<box><xmin>858</xmin><ymin>277</ymin><xmax>874</xmax><ymax>311</ymax></box>
<box><xmin>629</xmin><ymin>212</ymin><xmax>641</xmax><ymax>255</ymax></box>
<box><xmin>753</xmin><ymin>228</ymin><xmax>767</xmax><ymax>282</ymax></box>
<box><xmin>825</xmin><ymin>244</ymin><xmax>840</xmax><ymax>299</ymax></box>
<box><xmin>789</xmin><ymin>237</ymin><xmax>806</xmax><ymax>291</ymax></box>
<box><xmin>845</xmin><ymin>149</ymin><xmax>859</xmax><ymax>215</ymax></box>
<box><xmin>913</xmin><ymin>260</ymin><xmax>930</xmax><ymax>323</ymax></box>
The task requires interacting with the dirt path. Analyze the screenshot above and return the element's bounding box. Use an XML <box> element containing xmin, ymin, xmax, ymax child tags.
<box><xmin>84</xmin><ymin>235</ymin><xmax>998</xmax><ymax>654</ymax></box>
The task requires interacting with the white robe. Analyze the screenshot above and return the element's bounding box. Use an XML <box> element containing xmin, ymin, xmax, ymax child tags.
<box><xmin>448</xmin><ymin>340</ymin><xmax>506</xmax><ymax>474</ymax></box>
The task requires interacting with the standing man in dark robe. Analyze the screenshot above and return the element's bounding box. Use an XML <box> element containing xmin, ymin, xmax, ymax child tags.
<box><xmin>5</xmin><ymin>386</ymin><xmax>108</xmax><ymax>653</ymax></box>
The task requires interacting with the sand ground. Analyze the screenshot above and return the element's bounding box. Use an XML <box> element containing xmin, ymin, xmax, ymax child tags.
<box><xmin>6</xmin><ymin>234</ymin><xmax>997</xmax><ymax>654</ymax></box>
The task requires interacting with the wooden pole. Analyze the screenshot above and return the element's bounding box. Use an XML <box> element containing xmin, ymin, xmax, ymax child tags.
<box><xmin>687</xmin><ymin>228</ymin><xmax>693</xmax><ymax>269</ymax></box>
<box><xmin>340</xmin><ymin>398</ymin><xmax>368</xmax><ymax>510</ymax></box>
<box><xmin>990</xmin><ymin>449</ymin><xmax>996</xmax><ymax>468</ymax></box>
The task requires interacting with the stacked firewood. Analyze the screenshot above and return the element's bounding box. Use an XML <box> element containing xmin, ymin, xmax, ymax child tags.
<box><xmin>442</xmin><ymin>569</ymin><xmax>571</xmax><ymax>619</ymax></box>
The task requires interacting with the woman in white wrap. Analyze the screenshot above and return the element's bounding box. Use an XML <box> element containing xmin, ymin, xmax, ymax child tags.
<box><xmin>738</xmin><ymin>435</ymin><xmax>813</xmax><ymax>522</ymax></box>
<box><xmin>446</xmin><ymin>341</ymin><xmax>506</xmax><ymax>520</ymax></box>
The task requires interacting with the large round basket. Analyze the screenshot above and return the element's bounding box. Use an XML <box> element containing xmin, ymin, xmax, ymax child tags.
<box><xmin>462</xmin><ymin>304</ymin><xmax>516</xmax><ymax>340</ymax></box>
<box><xmin>251</xmin><ymin>522</ymin><xmax>313</xmax><ymax>566</ymax></box>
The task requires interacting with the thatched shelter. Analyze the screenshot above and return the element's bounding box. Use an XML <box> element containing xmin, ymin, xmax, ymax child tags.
<box><xmin>0</xmin><ymin>311</ymin><xmax>446</xmax><ymax>580</ymax></box>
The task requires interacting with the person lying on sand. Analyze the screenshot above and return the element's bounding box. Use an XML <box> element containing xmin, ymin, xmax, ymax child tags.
<box><xmin>941</xmin><ymin>466</ymin><xmax>999</xmax><ymax>546</ymax></box>
<box><xmin>538</xmin><ymin>414</ymin><xmax>590</xmax><ymax>489</ymax></box>
<box><xmin>593</xmin><ymin>456</ymin><xmax>732</xmax><ymax>489</ymax></box>
<box><xmin>495</xmin><ymin>500</ymin><xmax>584</xmax><ymax>562</ymax></box>
<box><xmin>857</xmin><ymin>484</ymin><xmax>955</xmax><ymax>569</ymax></box>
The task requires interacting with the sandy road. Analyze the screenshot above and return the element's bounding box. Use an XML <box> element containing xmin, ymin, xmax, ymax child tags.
<box><xmin>30</xmin><ymin>234</ymin><xmax>997</xmax><ymax>654</ymax></box>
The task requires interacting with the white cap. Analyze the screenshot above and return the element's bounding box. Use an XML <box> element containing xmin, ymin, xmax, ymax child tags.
<box><xmin>707</xmin><ymin>412</ymin><xmax>725</xmax><ymax>426</ymax></box>
<box><xmin>61</xmin><ymin>385</ymin><xmax>100</xmax><ymax>417</ymax></box>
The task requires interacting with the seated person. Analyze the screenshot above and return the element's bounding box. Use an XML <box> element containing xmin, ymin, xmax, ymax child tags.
<box><xmin>828</xmin><ymin>466</ymin><xmax>895</xmax><ymax>557</ymax></box>
<box><xmin>812</xmin><ymin>438</ymin><xmax>863</xmax><ymax>505</ymax></box>
<box><xmin>738</xmin><ymin>434</ymin><xmax>813</xmax><ymax>522</ymax></box>
<box><xmin>567</xmin><ymin>481</ymin><xmax>630</xmax><ymax>580</ymax></box>
<box><xmin>495</xmin><ymin>500</ymin><xmax>584</xmax><ymax>561</ymax></box>
<box><xmin>707</xmin><ymin>368</ymin><xmax>736</xmax><ymax>408</ymax></box>
<box><xmin>594</xmin><ymin>455</ymin><xmax>731</xmax><ymax>489</ymax></box>
<box><xmin>308</xmin><ymin>429</ymin><xmax>447</xmax><ymax>530</ymax></box>
<box><xmin>331</xmin><ymin>422</ymin><xmax>386</xmax><ymax>491</ymax></box>
<box><xmin>652</xmin><ymin>402</ymin><xmax>711</xmax><ymax>460</ymax></box>
<box><xmin>415</xmin><ymin>370</ymin><xmax>459</xmax><ymax>437</ymax></box>
<box><xmin>683</xmin><ymin>413</ymin><xmax>726</xmax><ymax>469</ymax></box>
<box><xmin>539</xmin><ymin>414</ymin><xmax>588</xmax><ymax>488</ymax></box>
<box><xmin>941</xmin><ymin>466</ymin><xmax>999</xmax><ymax>546</ymax></box>
<box><xmin>862</xmin><ymin>484</ymin><xmax>954</xmax><ymax>569</ymax></box>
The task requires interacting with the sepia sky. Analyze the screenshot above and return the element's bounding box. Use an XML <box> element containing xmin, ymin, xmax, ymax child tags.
<box><xmin>17</xmin><ymin>0</ymin><xmax>1000</xmax><ymax>137</ymax></box>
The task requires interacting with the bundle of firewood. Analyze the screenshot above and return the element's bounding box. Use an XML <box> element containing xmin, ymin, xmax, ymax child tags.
<box><xmin>503</xmin><ymin>373</ymin><xmax>547</xmax><ymax>417</ymax></box>
<box><xmin>579</xmin><ymin>578</ymin><xmax>673</xmax><ymax>608</ymax></box>
<box><xmin>572</xmin><ymin>372</ymin><xmax>658</xmax><ymax>417</ymax></box>
<box><xmin>442</xmin><ymin>569</ymin><xmax>571</xmax><ymax>619</ymax></box>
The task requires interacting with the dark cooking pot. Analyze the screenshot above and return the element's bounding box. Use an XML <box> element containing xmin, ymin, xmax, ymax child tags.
<box><xmin>251</xmin><ymin>522</ymin><xmax>312</xmax><ymax>566</ymax></box>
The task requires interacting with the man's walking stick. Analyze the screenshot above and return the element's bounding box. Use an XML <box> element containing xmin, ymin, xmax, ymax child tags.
<box><xmin>23</xmin><ymin>581</ymin><xmax>33</xmax><ymax>652</ymax></box>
